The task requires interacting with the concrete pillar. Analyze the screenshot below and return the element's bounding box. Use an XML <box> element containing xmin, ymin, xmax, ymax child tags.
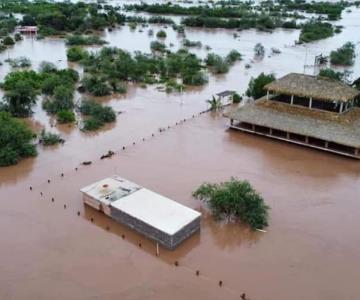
<box><xmin>266</xmin><ymin>90</ymin><xmax>269</xmax><ymax>100</ymax></box>
<box><xmin>309</xmin><ymin>97</ymin><xmax>313</xmax><ymax>109</ymax></box>
<box><xmin>290</xmin><ymin>95</ymin><xmax>294</xmax><ymax>105</ymax></box>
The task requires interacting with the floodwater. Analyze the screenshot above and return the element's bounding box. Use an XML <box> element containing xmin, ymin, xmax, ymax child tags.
<box><xmin>1</xmin><ymin>5</ymin><xmax>360</xmax><ymax>300</ymax></box>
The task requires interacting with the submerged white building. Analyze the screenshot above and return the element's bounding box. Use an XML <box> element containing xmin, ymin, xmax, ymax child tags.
<box><xmin>81</xmin><ymin>176</ymin><xmax>201</xmax><ymax>249</ymax></box>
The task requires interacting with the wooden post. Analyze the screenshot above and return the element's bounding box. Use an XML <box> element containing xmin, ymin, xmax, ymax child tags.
<box><xmin>156</xmin><ymin>243</ymin><xmax>160</xmax><ymax>256</ymax></box>
<box><xmin>339</xmin><ymin>102</ymin><xmax>343</xmax><ymax>113</ymax></box>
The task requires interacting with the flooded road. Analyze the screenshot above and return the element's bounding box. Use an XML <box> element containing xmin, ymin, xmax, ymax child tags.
<box><xmin>1</xmin><ymin>4</ymin><xmax>360</xmax><ymax>300</ymax></box>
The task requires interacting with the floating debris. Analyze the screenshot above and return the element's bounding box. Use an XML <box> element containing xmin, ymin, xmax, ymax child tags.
<box><xmin>100</xmin><ymin>150</ymin><xmax>115</xmax><ymax>160</ymax></box>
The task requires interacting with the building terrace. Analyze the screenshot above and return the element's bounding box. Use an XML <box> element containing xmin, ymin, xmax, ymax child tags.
<box><xmin>225</xmin><ymin>73</ymin><xmax>360</xmax><ymax>158</ymax></box>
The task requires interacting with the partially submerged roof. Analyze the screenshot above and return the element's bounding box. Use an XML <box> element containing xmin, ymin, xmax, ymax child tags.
<box><xmin>264</xmin><ymin>73</ymin><xmax>360</xmax><ymax>102</ymax></box>
<box><xmin>81</xmin><ymin>176</ymin><xmax>201</xmax><ymax>235</ymax></box>
<box><xmin>111</xmin><ymin>188</ymin><xmax>201</xmax><ymax>235</ymax></box>
<box><xmin>225</xmin><ymin>99</ymin><xmax>360</xmax><ymax>148</ymax></box>
<box><xmin>216</xmin><ymin>90</ymin><xmax>235</xmax><ymax>97</ymax></box>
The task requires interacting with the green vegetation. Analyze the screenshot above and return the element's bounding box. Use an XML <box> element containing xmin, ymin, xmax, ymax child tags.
<box><xmin>299</xmin><ymin>21</ymin><xmax>334</xmax><ymax>43</ymax></box>
<box><xmin>182</xmin><ymin>39</ymin><xmax>202</xmax><ymax>48</ymax></box>
<box><xmin>80</xmin><ymin>100</ymin><xmax>116</xmax><ymax>131</ymax></box>
<box><xmin>254</xmin><ymin>43</ymin><xmax>265</xmax><ymax>57</ymax></box>
<box><xmin>56</xmin><ymin>110</ymin><xmax>75</xmax><ymax>124</ymax></box>
<box><xmin>0</xmin><ymin>66</ymin><xmax>79</xmax><ymax>117</ymax></box>
<box><xmin>193</xmin><ymin>178</ymin><xmax>269</xmax><ymax>230</ymax></box>
<box><xmin>207</xmin><ymin>96</ymin><xmax>223</xmax><ymax>110</ymax></box>
<box><xmin>39</xmin><ymin>129</ymin><xmax>64</xmax><ymax>146</ymax></box>
<box><xmin>3</xmin><ymin>35</ymin><xmax>15</xmax><ymax>46</ymax></box>
<box><xmin>0</xmin><ymin>111</ymin><xmax>37</xmax><ymax>166</ymax></box>
<box><xmin>0</xmin><ymin>1</ymin><xmax>126</xmax><ymax>35</ymax></box>
<box><xmin>232</xmin><ymin>92</ymin><xmax>242</xmax><ymax>103</ymax></box>
<box><xmin>65</xmin><ymin>34</ymin><xmax>107</xmax><ymax>46</ymax></box>
<box><xmin>330</xmin><ymin>42</ymin><xmax>356</xmax><ymax>66</ymax></box>
<box><xmin>43</xmin><ymin>85</ymin><xmax>74</xmax><ymax>114</ymax></box>
<box><xmin>81</xmin><ymin>75</ymin><xmax>111</xmax><ymax>96</ymax></box>
<box><xmin>150</xmin><ymin>41</ymin><xmax>166</xmax><ymax>52</ymax></box>
<box><xmin>66</xmin><ymin>46</ymin><xmax>88</xmax><ymax>62</ymax></box>
<box><xmin>319</xmin><ymin>68</ymin><xmax>346</xmax><ymax>81</ymax></box>
<box><xmin>0</xmin><ymin>15</ymin><xmax>17</xmax><ymax>37</ymax></box>
<box><xmin>205</xmin><ymin>50</ymin><xmax>242</xmax><ymax>74</ymax></box>
<box><xmin>156</xmin><ymin>30</ymin><xmax>167</xmax><ymax>38</ymax></box>
<box><xmin>246</xmin><ymin>73</ymin><xmax>276</xmax><ymax>99</ymax></box>
<box><xmin>6</xmin><ymin>57</ymin><xmax>31</xmax><ymax>68</ymax></box>
<box><xmin>71</xmin><ymin>46</ymin><xmax>212</xmax><ymax>95</ymax></box>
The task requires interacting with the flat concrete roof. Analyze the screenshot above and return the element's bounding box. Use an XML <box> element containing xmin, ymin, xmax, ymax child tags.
<box><xmin>111</xmin><ymin>188</ymin><xmax>200</xmax><ymax>235</ymax></box>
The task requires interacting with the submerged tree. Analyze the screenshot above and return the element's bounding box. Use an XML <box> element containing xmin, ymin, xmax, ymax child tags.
<box><xmin>193</xmin><ymin>178</ymin><xmax>269</xmax><ymax>230</ymax></box>
<box><xmin>0</xmin><ymin>112</ymin><xmax>37</xmax><ymax>166</ymax></box>
<box><xmin>254</xmin><ymin>43</ymin><xmax>265</xmax><ymax>57</ymax></box>
<box><xmin>246</xmin><ymin>73</ymin><xmax>275</xmax><ymax>99</ymax></box>
<box><xmin>330</xmin><ymin>42</ymin><xmax>356</xmax><ymax>66</ymax></box>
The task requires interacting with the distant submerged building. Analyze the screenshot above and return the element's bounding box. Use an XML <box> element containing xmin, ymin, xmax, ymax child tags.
<box><xmin>225</xmin><ymin>73</ymin><xmax>360</xmax><ymax>158</ymax></box>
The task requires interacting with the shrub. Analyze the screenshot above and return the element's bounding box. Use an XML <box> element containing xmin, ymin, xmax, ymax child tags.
<box><xmin>150</xmin><ymin>40</ymin><xmax>166</xmax><ymax>52</ymax></box>
<box><xmin>330</xmin><ymin>42</ymin><xmax>356</xmax><ymax>66</ymax></box>
<box><xmin>232</xmin><ymin>92</ymin><xmax>242</xmax><ymax>103</ymax></box>
<box><xmin>299</xmin><ymin>21</ymin><xmax>334</xmax><ymax>43</ymax></box>
<box><xmin>156</xmin><ymin>30</ymin><xmax>167</xmax><ymax>38</ymax></box>
<box><xmin>43</xmin><ymin>85</ymin><xmax>74</xmax><ymax>113</ymax></box>
<box><xmin>82</xmin><ymin>117</ymin><xmax>104</xmax><ymax>131</ymax></box>
<box><xmin>254</xmin><ymin>43</ymin><xmax>265</xmax><ymax>57</ymax></box>
<box><xmin>56</xmin><ymin>110</ymin><xmax>75</xmax><ymax>123</ymax></box>
<box><xmin>66</xmin><ymin>34</ymin><xmax>107</xmax><ymax>46</ymax></box>
<box><xmin>0</xmin><ymin>112</ymin><xmax>37</xmax><ymax>166</ymax></box>
<box><xmin>2</xmin><ymin>80</ymin><xmax>38</xmax><ymax>117</ymax></box>
<box><xmin>226</xmin><ymin>50</ymin><xmax>242</xmax><ymax>64</ymax></box>
<box><xmin>2</xmin><ymin>36</ymin><xmax>15</xmax><ymax>46</ymax></box>
<box><xmin>39</xmin><ymin>130</ymin><xmax>64</xmax><ymax>146</ymax></box>
<box><xmin>14</xmin><ymin>33</ymin><xmax>23</xmax><ymax>41</ymax></box>
<box><xmin>7</xmin><ymin>57</ymin><xmax>32</xmax><ymax>68</ymax></box>
<box><xmin>193</xmin><ymin>178</ymin><xmax>269</xmax><ymax>230</ymax></box>
<box><xmin>80</xmin><ymin>100</ymin><xmax>116</xmax><ymax>131</ymax></box>
<box><xmin>318</xmin><ymin>68</ymin><xmax>344</xmax><ymax>81</ymax></box>
<box><xmin>66</xmin><ymin>46</ymin><xmax>88</xmax><ymax>62</ymax></box>
<box><xmin>246</xmin><ymin>73</ymin><xmax>275</xmax><ymax>99</ymax></box>
<box><xmin>81</xmin><ymin>75</ymin><xmax>111</xmax><ymax>96</ymax></box>
<box><xmin>182</xmin><ymin>39</ymin><xmax>202</xmax><ymax>47</ymax></box>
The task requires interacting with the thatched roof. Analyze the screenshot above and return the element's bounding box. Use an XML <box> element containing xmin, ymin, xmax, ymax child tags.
<box><xmin>225</xmin><ymin>99</ymin><xmax>360</xmax><ymax>148</ymax></box>
<box><xmin>264</xmin><ymin>73</ymin><xmax>360</xmax><ymax>102</ymax></box>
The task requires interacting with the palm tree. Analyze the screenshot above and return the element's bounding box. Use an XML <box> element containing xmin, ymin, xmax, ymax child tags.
<box><xmin>207</xmin><ymin>95</ymin><xmax>222</xmax><ymax>111</ymax></box>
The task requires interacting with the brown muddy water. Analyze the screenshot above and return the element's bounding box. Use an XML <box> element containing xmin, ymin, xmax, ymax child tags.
<box><xmin>1</xmin><ymin>6</ymin><xmax>360</xmax><ymax>300</ymax></box>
